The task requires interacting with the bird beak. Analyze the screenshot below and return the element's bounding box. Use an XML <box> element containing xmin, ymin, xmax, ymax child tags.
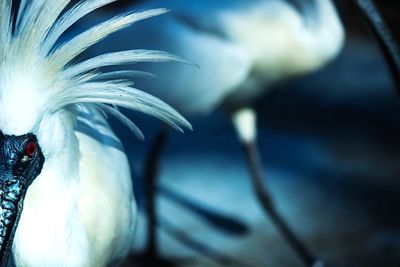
<box><xmin>0</xmin><ymin>134</ymin><xmax>44</xmax><ymax>266</ymax></box>
<box><xmin>0</xmin><ymin>177</ymin><xmax>30</xmax><ymax>267</ymax></box>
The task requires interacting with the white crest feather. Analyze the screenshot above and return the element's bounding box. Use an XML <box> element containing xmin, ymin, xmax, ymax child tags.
<box><xmin>49</xmin><ymin>9</ymin><xmax>169</xmax><ymax>70</ymax></box>
<box><xmin>91</xmin><ymin>70</ymin><xmax>156</xmax><ymax>82</ymax></box>
<box><xmin>0</xmin><ymin>0</ymin><xmax>12</xmax><ymax>57</ymax></box>
<box><xmin>62</xmin><ymin>50</ymin><xmax>190</xmax><ymax>79</ymax></box>
<box><xmin>40</xmin><ymin>0</ymin><xmax>118</xmax><ymax>56</ymax></box>
<box><xmin>0</xmin><ymin>0</ymin><xmax>191</xmax><ymax>136</ymax></box>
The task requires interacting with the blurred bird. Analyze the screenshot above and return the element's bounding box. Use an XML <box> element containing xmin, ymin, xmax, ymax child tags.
<box><xmin>86</xmin><ymin>0</ymin><xmax>345</xmax><ymax>266</ymax></box>
<box><xmin>0</xmin><ymin>0</ymin><xmax>190</xmax><ymax>266</ymax></box>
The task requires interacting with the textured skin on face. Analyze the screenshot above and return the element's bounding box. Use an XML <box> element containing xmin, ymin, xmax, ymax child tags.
<box><xmin>0</xmin><ymin>133</ymin><xmax>45</xmax><ymax>266</ymax></box>
<box><xmin>0</xmin><ymin>134</ymin><xmax>44</xmax><ymax>183</ymax></box>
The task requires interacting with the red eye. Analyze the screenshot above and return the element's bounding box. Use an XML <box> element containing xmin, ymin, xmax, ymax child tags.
<box><xmin>25</xmin><ymin>142</ymin><xmax>36</xmax><ymax>157</ymax></box>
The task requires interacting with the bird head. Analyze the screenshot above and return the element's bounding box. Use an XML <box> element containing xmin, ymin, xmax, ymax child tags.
<box><xmin>0</xmin><ymin>0</ymin><xmax>191</xmax><ymax>265</ymax></box>
<box><xmin>0</xmin><ymin>132</ymin><xmax>45</xmax><ymax>265</ymax></box>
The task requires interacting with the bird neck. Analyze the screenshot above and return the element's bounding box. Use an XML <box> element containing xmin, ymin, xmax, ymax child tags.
<box><xmin>12</xmin><ymin>111</ymin><xmax>90</xmax><ymax>266</ymax></box>
<box><xmin>24</xmin><ymin>110</ymin><xmax>81</xmax><ymax>212</ymax></box>
<box><xmin>268</xmin><ymin>0</ymin><xmax>345</xmax><ymax>77</ymax></box>
<box><xmin>302</xmin><ymin>0</ymin><xmax>345</xmax><ymax>67</ymax></box>
<box><xmin>38</xmin><ymin>111</ymin><xmax>80</xmax><ymax>182</ymax></box>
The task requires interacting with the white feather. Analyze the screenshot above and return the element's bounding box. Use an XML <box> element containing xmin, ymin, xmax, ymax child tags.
<box><xmin>98</xmin><ymin>103</ymin><xmax>145</xmax><ymax>140</ymax></box>
<box><xmin>41</xmin><ymin>0</ymin><xmax>118</xmax><ymax>56</ymax></box>
<box><xmin>90</xmin><ymin>70</ymin><xmax>156</xmax><ymax>82</ymax></box>
<box><xmin>0</xmin><ymin>0</ymin><xmax>12</xmax><ymax>56</ymax></box>
<box><xmin>62</xmin><ymin>49</ymin><xmax>190</xmax><ymax>79</ymax></box>
<box><xmin>0</xmin><ymin>0</ymin><xmax>190</xmax><ymax>136</ymax></box>
<box><xmin>84</xmin><ymin>0</ymin><xmax>344</xmax><ymax>115</ymax></box>
<box><xmin>0</xmin><ymin>1</ymin><xmax>190</xmax><ymax>266</ymax></box>
<box><xmin>47</xmin><ymin>81</ymin><xmax>190</xmax><ymax>132</ymax></box>
<box><xmin>49</xmin><ymin>9</ymin><xmax>169</xmax><ymax>69</ymax></box>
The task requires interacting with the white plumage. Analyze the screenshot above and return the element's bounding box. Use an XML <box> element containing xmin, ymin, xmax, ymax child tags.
<box><xmin>84</xmin><ymin>1</ymin><xmax>345</xmax><ymax>265</ymax></box>
<box><xmin>86</xmin><ymin>0</ymin><xmax>345</xmax><ymax>116</ymax></box>
<box><xmin>0</xmin><ymin>0</ymin><xmax>190</xmax><ymax>266</ymax></box>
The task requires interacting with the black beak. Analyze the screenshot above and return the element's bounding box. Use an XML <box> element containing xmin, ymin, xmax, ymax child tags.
<box><xmin>0</xmin><ymin>134</ymin><xmax>44</xmax><ymax>267</ymax></box>
<box><xmin>0</xmin><ymin>178</ymin><xmax>30</xmax><ymax>267</ymax></box>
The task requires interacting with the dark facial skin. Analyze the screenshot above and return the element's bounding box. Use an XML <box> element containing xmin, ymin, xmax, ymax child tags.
<box><xmin>0</xmin><ymin>133</ymin><xmax>44</xmax><ymax>267</ymax></box>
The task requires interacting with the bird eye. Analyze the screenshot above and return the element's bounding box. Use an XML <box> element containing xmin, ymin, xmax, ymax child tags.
<box><xmin>25</xmin><ymin>141</ymin><xmax>36</xmax><ymax>157</ymax></box>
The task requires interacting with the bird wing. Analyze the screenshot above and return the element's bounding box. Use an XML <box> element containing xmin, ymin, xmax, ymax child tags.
<box><xmin>75</xmin><ymin>107</ymin><xmax>137</xmax><ymax>264</ymax></box>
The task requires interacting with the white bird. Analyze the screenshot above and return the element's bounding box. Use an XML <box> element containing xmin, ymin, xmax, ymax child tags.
<box><xmin>90</xmin><ymin>0</ymin><xmax>344</xmax><ymax>116</ymax></box>
<box><xmin>0</xmin><ymin>0</ymin><xmax>190</xmax><ymax>266</ymax></box>
<box><xmin>85</xmin><ymin>0</ymin><xmax>345</xmax><ymax>266</ymax></box>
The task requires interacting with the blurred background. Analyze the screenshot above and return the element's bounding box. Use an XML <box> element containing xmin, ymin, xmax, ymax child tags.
<box><xmin>74</xmin><ymin>1</ymin><xmax>400</xmax><ymax>266</ymax></box>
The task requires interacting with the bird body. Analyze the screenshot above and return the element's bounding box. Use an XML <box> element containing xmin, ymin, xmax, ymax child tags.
<box><xmin>13</xmin><ymin>110</ymin><xmax>135</xmax><ymax>266</ymax></box>
<box><xmin>0</xmin><ymin>0</ymin><xmax>189</xmax><ymax>266</ymax></box>
<box><xmin>88</xmin><ymin>0</ymin><xmax>345</xmax><ymax>114</ymax></box>
<box><xmin>84</xmin><ymin>1</ymin><xmax>345</xmax><ymax>265</ymax></box>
